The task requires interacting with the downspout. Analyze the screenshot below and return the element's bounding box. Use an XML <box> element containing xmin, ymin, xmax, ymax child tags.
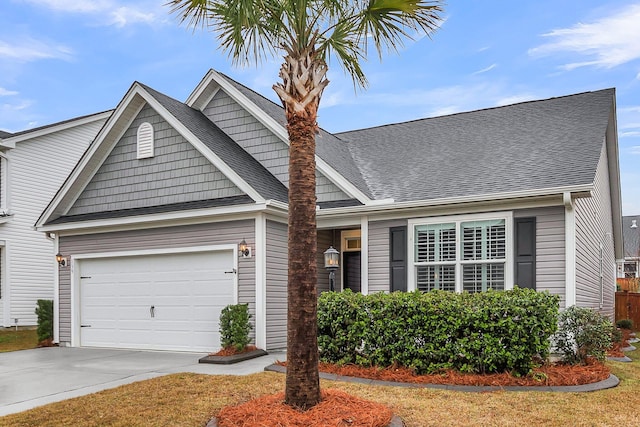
<box><xmin>45</xmin><ymin>232</ymin><xmax>60</xmax><ymax>344</ymax></box>
<box><xmin>564</xmin><ymin>192</ymin><xmax>576</xmax><ymax>308</ymax></box>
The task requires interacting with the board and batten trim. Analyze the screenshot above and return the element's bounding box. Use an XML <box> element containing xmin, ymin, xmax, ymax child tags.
<box><xmin>564</xmin><ymin>192</ymin><xmax>577</xmax><ymax>307</ymax></box>
<box><xmin>255</xmin><ymin>213</ymin><xmax>267</xmax><ymax>349</ymax></box>
<box><xmin>69</xmin><ymin>244</ymin><xmax>238</xmax><ymax>348</ymax></box>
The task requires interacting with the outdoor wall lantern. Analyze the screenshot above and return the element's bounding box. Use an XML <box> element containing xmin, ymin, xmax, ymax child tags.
<box><xmin>55</xmin><ymin>252</ymin><xmax>67</xmax><ymax>267</ymax></box>
<box><xmin>239</xmin><ymin>239</ymin><xmax>252</xmax><ymax>258</ymax></box>
<box><xmin>324</xmin><ymin>246</ymin><xmax>340</xmax><ymax>292</ymax></box>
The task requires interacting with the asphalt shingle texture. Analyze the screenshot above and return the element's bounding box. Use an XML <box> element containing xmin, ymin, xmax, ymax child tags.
<box><xmin>220</xmin><ymin>73</ymin><xmax>374</xmax><ymax>199</ymax></box>
<box><xmin>623</xmin><ymin>215</ymin><xmax>640</xmax><ymax>258</ymax></box>
<box><xmin>140</xmin><ymin>83</ymin><xmax>289</xmax><ymax>203</ymax></box>
<box><xmin>338</xmin><ymin>89</ymin><xmax>614</xmax><ymax>202</ymax></box>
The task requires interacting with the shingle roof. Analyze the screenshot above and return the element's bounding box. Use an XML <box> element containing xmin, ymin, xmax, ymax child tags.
<box><xmin>337</xmin><ymin>89</ymin><xmax>614</xmax><ymax>202</ymax></box>
<box><xmin>218</xmin><ymin>73</ymin><xmax>374</xmax><ymax>199</ymax></box>
<box><xmin>623</xmin><ymin>215</ymin><xmax>640</xmax><ymax>258</ymax></box>
<box><xmin>0</xmin><ymin>130</ymin><xmax>12</xmax><ymax>139</ymax></box>
<box><xmin>48</xmin><ymin>195</ymin><xmax>254</xmax><ymax>224</ymax></box>
<box><xmin>5</xmin><ymin>111</ymin><xmax>112</xmax><ymax>138</ymax></box>
<box><xmin>140</xmin><ymin>83</ymin><xmax>289</xmax><ymax>203</ymax></box>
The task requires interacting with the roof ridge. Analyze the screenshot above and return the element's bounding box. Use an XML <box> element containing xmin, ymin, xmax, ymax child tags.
<box><xmin>336</xmin><ymin>88</ymin><xmax>615</xmax><ymax>136</ymax></box>
<box><xmin>6</xmin><ymin>109</ymin><xmax>114</xmax><ymax>138</ymax></box>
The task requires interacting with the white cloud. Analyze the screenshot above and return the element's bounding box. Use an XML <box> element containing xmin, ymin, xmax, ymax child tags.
<box><xmin>109</xmin><ymin>7</ymin><xmax>157</xmax><ymax>28</ymax></box>
<box><xmin>631</xmin><ymin>146</ymin><xmax>640</xmax><ymax>154</ymax></box>
<box><xmin>472</xmin><ymin>64</ymin><xmax>497</xmax><ymax>75</ymax></box>
<box><xmin>495</xmin><ymin>94</ymin><xmax>538</xmax><ymax>106</ymax></box>
<box><xmin>0</xmin><ymin>38</ymin><xmax>73</xmax><ymax>62</ymax></box>
<box><xmin>623</xmin><ymin>132</ymin><xmax>640</xmax><ymax>139</ymax></box>
<box><xmin>17</xmin><ymin>0</ymin><xmax>160</xmax><ymax>27</ymax></box>
<box><xmin>529</xmin><ymin>4</ymin><xmax>640</xmax><ymax>70</ymax></box>
<box><xmin>637</xmin><ymin>71</ymin><xmax>640</xmax><ymax>80</ymax></box>
<box><xmin>0</xmin><ymin>87</ymin><xmax>19</xmax><ymax>96</ymax></box>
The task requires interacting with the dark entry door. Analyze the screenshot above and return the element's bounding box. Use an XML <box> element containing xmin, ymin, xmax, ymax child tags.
<box><xmin>343</xmin><ymin>251</ymin><xmax>361</xmax><ymax>293</ymax></box>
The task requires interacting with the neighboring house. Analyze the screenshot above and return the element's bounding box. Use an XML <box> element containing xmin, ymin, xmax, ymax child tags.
<box><xmin>35</xmin><ymin>69</ymin><xmax>623</xmax><ymax>353</ymax></box>
<box><xmin>0</xmin><ymin>113</ymin><xmax>110</xmax><ymax>327</ymax></box>
<box><xmin>618</xmin><ymin>215</ymin><xmax>640</xmax><ymax>279</ymax></box>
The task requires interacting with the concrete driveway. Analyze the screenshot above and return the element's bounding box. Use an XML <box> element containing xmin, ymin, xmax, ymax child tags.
<box><xmin>0</xmin><ymin>347</ymin><xmax>284</xmax><ymax>417</ymax></box>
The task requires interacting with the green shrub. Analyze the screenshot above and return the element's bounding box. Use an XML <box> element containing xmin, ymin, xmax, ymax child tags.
<box><xmin>318</xmin><ymin>288</ymin><xmax>559</xmax><ymax>375</ymax></box>
<box><xmin>219</xmin><ymin>303</ymin><xmax>252</xmax><ymax>351</ymax></box>
<box><xmin>553</xmin><ymin>306</ymin><xmax>615</xmax><ymax>365</ymax></box>
<box><xmin>616</xmin><ymin>318</ymin><xmax>633</xmax><ymax>330</ymax></box>
<box><xmin>35</xmin><ymin>299</ymin><xmax>53</xmax><ymax>342</ymax></box>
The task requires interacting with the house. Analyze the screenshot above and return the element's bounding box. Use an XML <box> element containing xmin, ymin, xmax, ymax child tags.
<box><xmin>35</xmin><ymin>69</ymin><xmax>623</xmax><ymax>352</ymax></box>
<box><xmin>618</xmin><ymin>215</ymin><xmax>640</xmax><ymax>279</ymax></box>
<box><xmin>0</xmin><ymin>112</ymin><xmax>110</xmax><ymax>328</ymax></box>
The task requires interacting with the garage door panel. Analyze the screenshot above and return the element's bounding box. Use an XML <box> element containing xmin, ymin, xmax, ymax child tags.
<box><xmin>79</xmin><ymin>250</ymin><xmax>235</xmax><ymax>352</ymax></box>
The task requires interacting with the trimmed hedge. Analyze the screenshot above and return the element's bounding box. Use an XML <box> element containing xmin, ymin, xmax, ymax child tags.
<box><xmin>318</xmin><ymin>288</ymin><xmax>559</xmax><ymax>375</ymax></box>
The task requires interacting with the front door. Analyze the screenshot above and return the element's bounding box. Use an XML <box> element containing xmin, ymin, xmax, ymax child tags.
<box><xmin>343</xmin><ymin>251</ymin><xmax>361</xmax><ymax>292</ymax></box>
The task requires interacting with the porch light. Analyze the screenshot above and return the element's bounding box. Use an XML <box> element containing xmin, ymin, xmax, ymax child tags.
<box><xmin>55</xmin><ymin>252</ymin><xmax>67</xmax><ymax>267</ymax></box>
<box><xmin>324</xmin><ymin>246</ymin><xmax>340</xmax><ymax>292</ymax></box>
<box><xmin>239</xmin><ymin>239</ymin><xmax>251</xmax><ymax>258</ymax></box>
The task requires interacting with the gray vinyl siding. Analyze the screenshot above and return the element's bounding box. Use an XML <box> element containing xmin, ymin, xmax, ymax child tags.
<box><xmin>316</xmin><ymin>172</ymin><xmax>350</xmax><ymax>202</ymax></box>
<box><xmin>514</xmin><ymin>206</ymin><xmax>566</xmax><ymax>307</ymax></box>
<box><xmin>575</xmin><ymin>142</ymin><xmax>615</xmax><ymax>317</ymax></box>
<box><xmin>265</xmin><ymin>220</ymin><xmax>287</xmax><ymax>349</ymax></box>
<box><xmin>203</xmin><ymin>90</ymin><xmax>350</xmax><ymax>202</ymax></box>
<box><xmin>68</xmin><ymin>104</ymin><xmax>243</xmax><ymax>216</ymax></box>
<box><xmin>368</xmin><ymin>219</ymin><xmax>406</xmax><ymax>294</ymax></box>
<box><xmin>57</xmin><ymin>220</ymin><xmax>255</xmax><ymax>345</ymax></box>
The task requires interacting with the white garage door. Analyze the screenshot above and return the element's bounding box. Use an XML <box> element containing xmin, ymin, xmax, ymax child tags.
<box><xmin>79</xmin><ymin>250</ymin><xmax>235</xmax><ymax>352</ymax></box>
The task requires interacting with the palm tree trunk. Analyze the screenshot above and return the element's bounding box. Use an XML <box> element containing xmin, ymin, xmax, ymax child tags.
<box><xmin>285</xmin><ymin>111</ymin><xmax>321</xmax><ymax>409</ymax></box>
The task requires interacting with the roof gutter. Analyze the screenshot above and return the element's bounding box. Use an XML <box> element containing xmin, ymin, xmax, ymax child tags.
<box><xmin>317</xmin><ymin>184</ymin><xmax>593</xmax><ymax>217</ymax></box>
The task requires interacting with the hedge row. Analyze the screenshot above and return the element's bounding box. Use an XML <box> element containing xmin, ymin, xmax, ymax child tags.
<box><xmin>317</xmin><ymin>288</ymin><xmax>560</xmax><ymax>375</ymax></box>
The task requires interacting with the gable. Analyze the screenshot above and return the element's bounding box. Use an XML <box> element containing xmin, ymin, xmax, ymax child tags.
<box><xmin>67</xmin><ymin>104</ymin><xmax>244</xmax><ymax>216</ymax></box>
<box><xmin>203</xmin><ymin>89</ymin><xmax>350</xmax><ymax>203</ymax></box>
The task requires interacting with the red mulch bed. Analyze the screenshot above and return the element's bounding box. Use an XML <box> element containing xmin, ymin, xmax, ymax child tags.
<box><xmin>607</xmin><ymin>329</ymin><xmax>633</xmax><ymax>358</ymax></box>
<box><xmin>216</xmin><ymin>389</ymin><xmax>393</xmax><ymax>427</ymax></box>
<box><xmin>317</xmin><ymin>360</ymin><xmax>610</xmax><ymax>387</ymax></box>
<box><xmin>275</xmin><ymin>359</ymin><xmax>611</xmax><ymax>387</ymax></box>
<box><xmin>209</xmin><ymin>345</ymin><xmax>258</xmax><ymax>357</ymax></box>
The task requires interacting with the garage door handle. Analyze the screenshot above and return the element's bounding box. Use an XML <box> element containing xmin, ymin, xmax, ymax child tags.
<box><xmin>81</xmin><ymin>325</ymin><xmax>92</xmax><ymax>328</ymax></box>
<box><xmin>150</xmin><ymin>305</ymin><xmax>155</xmax><ymax>318</ymax></box>
<box><xmin>225</xmin><ymin>269</ymin><xmax>237</xmax><ymax>274</ymax></box>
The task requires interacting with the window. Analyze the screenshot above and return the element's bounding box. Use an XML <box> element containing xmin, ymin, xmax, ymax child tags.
<box><xmin>409</xmin><ymin>213</ymin><xmax>512</xmax><ymax>293</ymax></box>
<box><xmin>136</xmin><ymin>122</ymin><xmax>154</xmax><ymax>159</ymax></box>
<box><xmin>624</xmin><ymin>262</ymin><xmax>638</xmax><ymax>278</ymax></box>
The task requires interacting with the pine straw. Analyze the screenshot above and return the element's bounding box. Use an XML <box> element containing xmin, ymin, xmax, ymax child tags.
<box><xmin>216</xmin><ymin>388</ymin><xmax>393</xmax><ymax>427</ymax></box>
<box><xmin>277</xmin><ymin>360</ymin><xmax>610</xmax><ymax>387</ymax></box>
<box><xmin>209</xmin><ymin>345</ymin><xmax>258</xmax><ymax>357</ymax></box>
<box><xmin>608</xmin><ymin>328</ymin><xmax>633</xmax><ymax>358</ymax></box>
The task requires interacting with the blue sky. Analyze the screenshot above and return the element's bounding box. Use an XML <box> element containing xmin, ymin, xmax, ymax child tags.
<box><xmin>1</xmin><ymin>0</ymin><xmax>639</xmax><ymax>214</ymax></box>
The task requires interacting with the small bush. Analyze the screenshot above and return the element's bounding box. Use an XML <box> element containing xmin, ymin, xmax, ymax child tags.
<box><xmin>35</xmin><ymin>299</ymin><xmax>53</xmax><ymax>343</ymax></box>
<box><xmin>318</xmin><ymin>288</ymin><xmax>559</xmax><ymax>375</ymax></box>
<box><xmin>553</xmin><ymin>306</ymin><xmax>615</xmax><ymax>364</ymax></box>
<box><xmin>616</xmin><ymin>319</ymin><xmax>633</xmax><ymax>330</ymax></box>
<box><xmin>219</xmin><ymin>303</ymin><xmax>252</xmax><ymax>351</ymax></box>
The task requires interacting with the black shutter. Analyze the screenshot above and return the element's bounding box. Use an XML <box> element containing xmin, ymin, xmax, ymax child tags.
<box><xmin>390</xmin><ymin>226</ymin><xmax>407</xmax><ymax>292</ymax></box>
<box><xmin>515</xmin><ymin>217</ymin><xmax>536</xmax><ymax>289</ymax></box>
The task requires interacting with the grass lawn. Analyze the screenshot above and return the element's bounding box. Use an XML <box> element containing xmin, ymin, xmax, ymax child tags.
<box><xmin>0</xmin><ymin>328</ymin><xmax>38</xmax><ymax>353</ymax></box>
<box><xmin>1</xmin><ymin>350</ymin><xmax>639</xmax><ymax>426</ymax></box>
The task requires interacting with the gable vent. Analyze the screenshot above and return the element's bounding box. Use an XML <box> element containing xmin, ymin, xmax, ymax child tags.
<box><xmin>137</xmin><ymin>122</ymin><xmax>154</xmax><ymax>159</ymax></box>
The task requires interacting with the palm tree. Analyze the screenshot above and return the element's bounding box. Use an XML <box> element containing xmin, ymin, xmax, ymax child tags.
<box><xmin>167</xmin><ymin>0</ymin><xmax>443</xmax><ymax>409</ymax></box>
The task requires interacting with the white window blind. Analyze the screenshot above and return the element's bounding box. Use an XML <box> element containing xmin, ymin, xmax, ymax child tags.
<box><xmin>412</xmin><ymin>216</ymin><xmax>509</xmax><ymax>293</ymax></box>
<box><xmin>137</xmin><ymin>122</ymin><xmax>154</xmax><ymax>159</ymax></box>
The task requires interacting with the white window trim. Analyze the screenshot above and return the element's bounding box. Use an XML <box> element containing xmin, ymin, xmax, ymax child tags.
<box><xmin>408</xmin><ymin>211</ymin><xmax>514</xmax><ymax>293</ymax></box>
